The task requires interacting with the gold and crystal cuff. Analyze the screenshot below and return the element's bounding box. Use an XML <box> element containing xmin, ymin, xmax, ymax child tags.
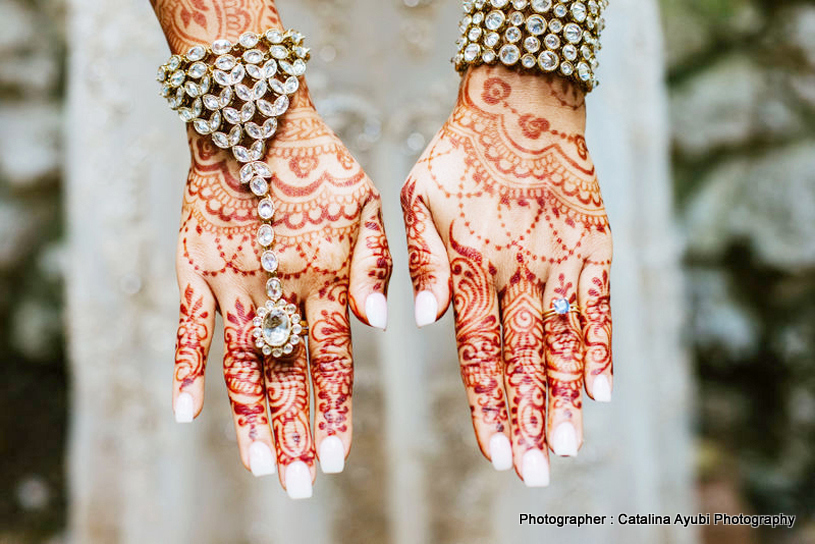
<box><xmin>453</xmin><ymin>0</ymin><xmax>607</xmax><ymax>92</ymax></box>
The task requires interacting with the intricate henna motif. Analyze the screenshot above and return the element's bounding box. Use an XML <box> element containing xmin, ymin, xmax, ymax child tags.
<box><xmin>309</xmin><ymin>282</ymin><xmax>353</xmax><ymax>436</ymax></box>
<box><xmin>224</xmin><ymin>300</ymin><xmax>268</xmax><ymax>441</ymax></box>
<box><xmin>404</xmin><ymin>64</ymin><xmax>612</xmax><ymax>469</ymax></box>
<box><xmin>449</xmin><ymin>230</ymin><xmax>506</xmax><ymax>434</ymax></box>
<box><xmin>152</xmin><ymin>0</ymin><xmax>282</xmax><ymax>54</ymax></box>
<box><xmin>500</xmin><ymin>276</ymin><xmax>546</xmax><ymax>451</ymax></box>
<box><xmin>266</xmin><ymin>350</ymin><xmax>315</xmax><ymax>466</ymax></box>
<box><xmin>400</xmin><ymin>177</ymin><xmax>437</xmax><ymax>293</ymax></box>
<box><xmin>174</xmin><ymin>284</ymin><xmax>210</xmax><ymax>390</ymax></box>
<box><xmin>583</xmin><ymin>269</ymin><xmax>612</xmax><ymax>377</ymax></box>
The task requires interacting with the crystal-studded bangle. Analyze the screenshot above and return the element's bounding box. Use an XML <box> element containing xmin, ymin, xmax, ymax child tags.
<box><xmin>453</xmin><ymin>0</ymin><xmax>607</xmax><ymax>92</ymax></box>
<box><xmin>157</xmin><ymin>28</ymin><xmax>310</xmax><ymax>358</ymax></box>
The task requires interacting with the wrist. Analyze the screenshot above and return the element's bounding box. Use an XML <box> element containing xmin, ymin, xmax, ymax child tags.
<box><xmin>156</xmin><ymin>1</ymin><xmax>285</xmax><ymax>55</ymax></box>
<box><xmin>459</xmin><ymin>65</ymin><xmax>586</xmax><ymax>133</ymax></box>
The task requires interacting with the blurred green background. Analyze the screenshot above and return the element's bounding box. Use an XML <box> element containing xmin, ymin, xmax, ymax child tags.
<box><xmin>1</xmin><ymin>0</ymin><xmax>814</xmax><ymax>542</ymax></box>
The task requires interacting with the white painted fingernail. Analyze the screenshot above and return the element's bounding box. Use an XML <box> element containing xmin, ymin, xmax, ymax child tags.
<box><xmin>285</xmin><ymin>461</ymin><xmax>313</xmax><ymax>500</ymax></box>
<box><xmin>365</xmin><ymin>293</ymin><xmax>388</xmax><ymax>330</ymax></box>
<box><xmin>552</xmin><ymin>423</ymin><xmax>578</xmax><ymax>457</ymax></box>
<box><xmin>174</xmin><ymin>392</ymin><xmax>194</xmax><ymax>423</ymax></box>
<box><xmin>489</xmin><ymin>434</ymin><xmax>513</xmax><ymax>471</ymax></box>
<box><xmin>592</xmin><ymin>375</ymin><xmax>612</xmax><ymax>403</ymax></box>
<box><xmin>249</xmin><ymin>442</ymin><xmax>276</xmax><ymax>477</ymax></box>
<box><xmin>319</xmin><ymin>436</ymin><xmax>346</xmax><ymax>474</ymax></box>
<box><xmin>414</xmin><ymin>290</ymin><xmax>438</xmax><ymax>327</ymax></box>
<box><xmin>522</xmin><ymin>450</ymin><xmax>550</xmax><ymax>487</ymax></box>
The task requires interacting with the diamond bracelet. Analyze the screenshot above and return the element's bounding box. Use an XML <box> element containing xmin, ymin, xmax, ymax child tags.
<box><xmin>454</xmin><ymin>0</ymin><xmax>607</xmax><ymax>92</ymax></box>
<box><xmin>157</xmin><ymin>28</ymin><xmax>310</xmax><ymax>358</ymax></box>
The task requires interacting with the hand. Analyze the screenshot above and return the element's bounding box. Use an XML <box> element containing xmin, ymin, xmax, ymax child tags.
<box><xmin>172</xmin><ymin>87</ymin><xmax>392</xmax><ymax>498</ymax></box>
<box><xmin>400</xmin><ymin>65</ymin><xmax>612</xmax><ymax>486</ymax></box>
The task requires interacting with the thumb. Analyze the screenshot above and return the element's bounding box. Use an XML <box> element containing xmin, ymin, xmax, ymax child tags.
<box><xmin>400</xmin><ymin>176</ymin><xmax>451</xmax><ymax>327</ymax></box>
<box><xmin>348</xmin><ymin>189</ymin><xmax>393</xmax><ymax>329</ymax></box>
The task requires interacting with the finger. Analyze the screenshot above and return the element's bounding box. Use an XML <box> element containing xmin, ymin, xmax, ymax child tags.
<box><xmin>400</xmin><ymin>176</ymin><xmax>451</xmax><ymax>327</ymax></box>
<box><xmin>579</xmin><ymin>262</ymin><xmax>613</xmax><ymax>402</ymax></box>
<box><xmin>348</xmin><ymin>190</ymin><xmax>393</xmax><ymax>330</ymax></box>
<box><xmin>500</xmin><ymin>277</ymin><xmax>549</xmax><ymax>487</ymax></box>
<box><xmin>449</xmin><ymin>235</ymin><xmax>508</xmax><ymax>463</ymax></box>
<box><xmin>222</xmin><ymin>296</ymin><xmax>277</xmax><ymax>478</ymax></box>
<box><xmin>264</xmin><ymin>298</ymin><xmax>316</xmax><ymax>500</ymax></box>
<box><xmin>305</xmin><ymin>282</ymin><xmax>353</xmax><ymax>475</ymax></box>
<box><xmin>543</xmin><ymin>269</ymin><xmax>585</xmax><ymax>458</ymax></box>
<box><xmin>173</xmin><ymin>278</ymin><xmax>216</xmax><ymax>423</ymax></box>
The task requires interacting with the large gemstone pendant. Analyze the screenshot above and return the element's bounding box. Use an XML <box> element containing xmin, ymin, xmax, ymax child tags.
<box><xmin>253</xmin><ymin>298</ymin><xmax>307</xmax><ymax>357</ymax></box>
<box><xmin>262</xmin><ymin>308</ymin><xmax>290</xmax><ymax>347</ymax></box>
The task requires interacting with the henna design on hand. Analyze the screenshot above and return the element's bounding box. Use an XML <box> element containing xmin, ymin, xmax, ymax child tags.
<box><xmin>174</xmin><ymin>284</ymin><xmax>210</xmax><ymax>391</ymax></box>
<box><xmin>582</xmin><ymin>268</ymin><xmax>612</xmax><ymax>383</ymax></box>
<box><xmin>308</xmin><ymin>281</ymin><xmax>353</xmax><ymax>437</ymax></box>
<box><xmin>152</xmin><ymin>0</ymin><xmax>282</xmax><ymax>54</ymax></box>
<box><xmin>500</xmin><ymin>271</ymin><xmax>546</xmax><ymax>453</ymax></box>
<box><xmin>224</xmin><ymin>300</ymin><xmax>269</xmax><ymax>441</ymax></box>
<box><xmin>403</xmin><ymin>65</ymin><xmax>612</xmax><ymax>475</ymax></box>
<box><xmin>449</xmin><ymin>230</ymin><xmax>507</xmax><ymax>437</ymax></box>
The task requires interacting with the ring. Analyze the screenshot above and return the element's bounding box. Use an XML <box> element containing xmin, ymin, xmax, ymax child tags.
<box><xmin>542</xmin><ymin>297</ymin><xmax>581</xmax><ymax>320</ymax></box>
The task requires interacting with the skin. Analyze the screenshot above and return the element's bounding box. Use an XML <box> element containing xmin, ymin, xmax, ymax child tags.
<box><xmin>152</xmin><ymin>0</ymin><xmax>392</xmax><ymax>490</ymax></box>
<box><xmin>401</xmin><ymin>65</ymin><xmax>613</xmax><ymax>481</ymax></box>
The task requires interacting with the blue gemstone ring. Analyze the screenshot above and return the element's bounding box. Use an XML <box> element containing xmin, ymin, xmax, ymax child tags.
<box><xmin>543</xmin><ymin>297</ymin><xmax>580</xmax><ymax>319</ymax></box>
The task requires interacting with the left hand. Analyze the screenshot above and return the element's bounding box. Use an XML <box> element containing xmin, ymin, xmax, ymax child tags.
<box><xmin>400</xmin><ymin>65</ymin><xmax>613</xmax><ymax>486</ymax></box>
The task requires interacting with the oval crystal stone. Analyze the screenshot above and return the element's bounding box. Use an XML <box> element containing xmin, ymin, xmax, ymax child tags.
<box><xmin>212</xmin><ymin>39</ymin><xmax>232</xmax><ymax>54</ymax></box>
<box><xmin>266</xmin><ymin>277</ymin><xmax>282</xmax><ymax>300</ymax></box>
<box><xmin>250</xmin><ymin>176</ymin><xmax>268</xmax><ymax>196</ymax></box>
<box><xmin>257</xmin><ymin>224</ymin><xmax>274</xmax><ymax>247</ymax></box>
<box><xmin>258</xmin><ymin>198</ymin><xmax>274</xmax><ymax>220</ymax></box>
<box><xmin>262</xmin><ymin>309</ymin><xmax>290</xmax><ymax>347</ymax></box>
<box><xmin>261</xmin><ymin>250</ymin><xmax>278</xmax><ymax>272</ymax></box>
<box><xmin>215</xmin><ymin>54</ymin><xmax>236</xmax><ymax>70</ymax></box>
<box><xmin>243</xmin><ymin>49</ymin><xmax>264</xmax><ymax>64</ymax></box>
<box><xmin>239</xmin><ymin>31</ymin><xmax>259</xmax><ymax>48</ymax></box>
<box><xmin>186</xmin><ymin>45</ymin><xmax>206</xmax><ymax>61</ymax></box>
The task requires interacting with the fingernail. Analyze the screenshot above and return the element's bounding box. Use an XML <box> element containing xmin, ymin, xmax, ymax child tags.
<box><xmin>522</xmin><ymin>450</ymin><xmax>550</xmax><ymax>487</ymax></box>
<box><xmin>552</xmin><ymin>423</ymin><xmax>578</xmax><ymax>457</ymax></box>
<box><xmin>285</xmin><ymin>461</ymin><xmax>313</xmax><ymax>500</ymax></box>
<box><xmin>489</xmin><ymin>434</ymin><xmax>513</xmax><ymax>471</ymax></box>
<box><xmin>174</xmin><ymin>392</ymin><xmax>194</xmax><ymax>423</ymax></box>
<box><xmin>365</xmin><ymin>293</ymin><xmax>388</xmax><ymax>330</ymax></box>
<box><xmin>319</xmin><ymin>436</ymin><xmax>346</xmax><ymax>474</ymax></box>
<box><xmin>592</xmin><ymin>375</ymin><xmax>612</xmax><ymax>403</ymax></box>
<box><xmin>249</xmin><ymin>442</ymin><xmax>276</xmax><ymax>477</ymax></box>
<box><xmin>414</xmin><ymin>290</ymin><xmax>438</xmax><ymax>327</ymax></box>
